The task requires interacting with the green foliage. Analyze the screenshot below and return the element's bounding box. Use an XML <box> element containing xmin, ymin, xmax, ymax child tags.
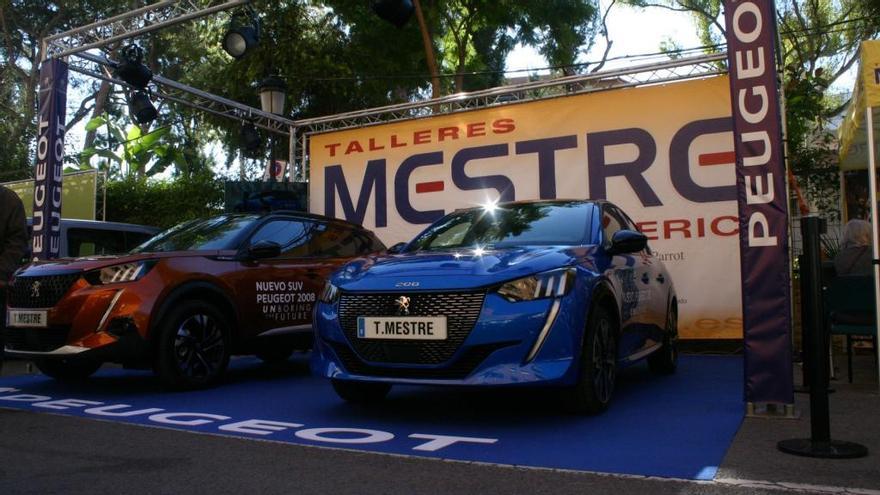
<box><xmin>622</xmin><ymin>0</ymin><xmax>880</xmax><ymax>219</ymax></box>
<box><xmin>105</xmin><ymin>174</ymin><xmax>225</xmax><ymax>229</ymax></box>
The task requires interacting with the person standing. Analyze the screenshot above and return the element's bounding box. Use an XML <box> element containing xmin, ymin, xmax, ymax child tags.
<box><xmin>834</xmin><ymin>219</ymin><xmax>873</xmax><ymax>276</ymax></box>
<box><xmin>0</xmin><ymin>185</ymin><xmax>29</xmax><ymax>372</ymax></box>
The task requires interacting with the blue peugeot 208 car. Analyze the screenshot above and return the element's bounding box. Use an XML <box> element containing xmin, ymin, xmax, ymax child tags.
<box><xmin>313</xmin><ymin>199</ymin><xmax>677</xmax><ymax>413</ymax></box>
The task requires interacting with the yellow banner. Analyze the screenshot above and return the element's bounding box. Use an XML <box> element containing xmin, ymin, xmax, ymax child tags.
<box><xmin>862</xmin><ymin>40</ymin><xmax>880</xmax><ymax>108</ymax></box>
<box><xmin>2</xmin><ymin>170</ymin><xmax>98</xmax><ymax>220</ymax></box>
<box><xmin>839</xmin><ymin>40</ymin><xmax>880</xmax><ymax>169</ymax></box>
<box><xmin>310</xmin><ymin>76</ymin><xmax>740</xmax><ymax>339</ymax></box>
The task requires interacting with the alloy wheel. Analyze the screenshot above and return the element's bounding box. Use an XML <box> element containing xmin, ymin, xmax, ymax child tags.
<box><xmin>174</xmin><ymin>313</ymin><xmax>225</xmax><ymax>379</ymax></box>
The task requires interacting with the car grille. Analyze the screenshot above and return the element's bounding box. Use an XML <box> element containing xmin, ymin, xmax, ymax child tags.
<box><xmin>329</xmin><ymin>341</ymin><xmax>517</xmax><ymax>380</ymax></box>
<box><xmin>8</xmin><ymin>273</ymin><xmax>81</xmax><ymax>308</ymax></box>
<box><xmin>4</xmin><ymin>327</ymin><xmax>71</xmax><ymax>352</ymax></box>
<box><xmin>338</xmin><ymin>291</ymin><xmax>486</xmax><ymax>365</ymax></box>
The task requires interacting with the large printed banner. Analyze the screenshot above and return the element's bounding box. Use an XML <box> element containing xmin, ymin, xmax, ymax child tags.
<box><xmin>724</xmin><ymin>0</ymin><xmax>793</xmax><ymax>404</ymax></box>
<box><xmin>3</xmin><ymin>170</ymin><xmax>97</xmax><ymax>220</ymax></box>
<box><xmin>310</xmin><ymin>76</ymin><xmax>740</xmax><ymax>340</ymax></box>
<box><xmin>32</xmin><ymin>58</ymin><xmax>69</xmax><ymax>260</ymax></box>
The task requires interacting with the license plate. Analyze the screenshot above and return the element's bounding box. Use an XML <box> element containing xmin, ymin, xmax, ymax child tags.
<box><xmin>7</xmin><ymin>309</ymin><xmax>48</xmax><ymax>328</ymax></box>
<box><xmin>357</xmin><ymin>316</ymin><xmax>447</xmax><ymax>340</ymax></box>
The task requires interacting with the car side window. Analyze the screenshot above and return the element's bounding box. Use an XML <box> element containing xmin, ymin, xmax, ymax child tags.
<box><xmin>308</xmin><ymin>223</ymin><xmax>376</xmax><ymax>257</ymax></box>
<box><xmin>249</xmin><ymin>219</ymin><xmax>309</xmax><ymax>257</ymax></box>
<box><xmin>601</xmin><ymin>207</ymin><xmax>625</xmax><ymax>248</ymax></box>
<box><xmin>67</xmin><ymin>228</ymin><xmax>127</xmax><ymax>257</ymax></box>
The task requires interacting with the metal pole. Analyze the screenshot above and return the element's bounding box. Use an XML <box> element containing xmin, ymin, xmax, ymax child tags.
<box><xmin>778</xmin><ymin>216</ymin><xmax>867</xmax><ymax>458</ymax></box>
<box><xmin>868</xmin><ymin>106</ymin><xmax>880</xmax><ymax>392</ymax></box>
<box><xmin>287</xmin><ymin>126</ymin><xmax>296</xmax><ymax>182</ymax></box>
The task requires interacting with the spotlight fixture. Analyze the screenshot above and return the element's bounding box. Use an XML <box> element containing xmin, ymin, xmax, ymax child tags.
<box><xmin>258</xmin><ymin>75</ymin><xmax>287</xmax><ymax>115</ymax></box>
<box><xmin>128</xmin><ymin>90</ymin><xmax>157</xmax><ymax>124</ymax></box>
<box><xmin>115</xmin><ymin>44</ymin><xmax>153</xmax><ymax>89</ymax></box>
<box><xmin>223</xmin><ymin>7</ymin><xmax>260</xmax><ymax>59</ymax></box>
<box><xmin>372</xmin><ymin>0</ymin><xmax>414</xmax><ymax>28</ymax></box>
<box><xmin>240</xmin><ymin>122</ymin><xmax>262</xmax><ymax>156</ymax></box>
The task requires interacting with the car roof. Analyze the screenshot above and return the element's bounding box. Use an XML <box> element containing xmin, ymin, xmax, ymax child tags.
<box><xmin>26</xmin><ymin>217</ymin><xmax>160</xmax><ymax>233</ymax></box>
<box><xmin>453</xmin><ymin>198</ymin><xmax>604</xmax><ymax>213</ymax></box>
<box><xmin>259</xmin><ymin>210</ymin><xmax>374</xmax><ymax>232</ymax></box>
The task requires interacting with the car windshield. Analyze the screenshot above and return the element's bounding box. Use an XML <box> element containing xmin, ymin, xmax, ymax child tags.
<box><xmin>406</xmin><ymin>202</ymin><xmax>592</xmax><ymax>251</ymax></box>
<box><xmin>132</xmin><ymin>214</ymin><xmax>259</xmax><ymax>253</ymax></box>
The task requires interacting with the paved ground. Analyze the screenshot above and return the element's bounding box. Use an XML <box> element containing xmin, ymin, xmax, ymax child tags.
<box><xmin>1</xmin><ymin>353</ymin><xmax>878</xmax><ymax>495</ymax></box>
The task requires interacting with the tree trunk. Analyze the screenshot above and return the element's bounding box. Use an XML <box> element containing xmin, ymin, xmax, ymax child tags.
<box><xmin>413</xmin><ymin>0</ymin><xmax>441</xmax><ymax>99</ymax></box>
<box><xmin>83</xmin><ymin>80</ymin><xmax>111</xmax><ymax>149</ymax></box>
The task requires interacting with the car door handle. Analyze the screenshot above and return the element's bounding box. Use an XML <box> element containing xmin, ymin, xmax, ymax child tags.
<box><xmin>641</xmin><ymin>273</ymin><xmax>650</xmax><ymax>284</ymax></box>
<box><xmin>656</xmin><ymin>274</ymin><xmax>665</xmax><ymax>283</ymax></box>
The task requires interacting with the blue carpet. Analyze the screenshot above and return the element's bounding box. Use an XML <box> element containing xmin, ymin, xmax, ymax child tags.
<box><xmin>0</xmin><ymin>354</ymin><xmax>743</xmax><ymax>480</ymax></box>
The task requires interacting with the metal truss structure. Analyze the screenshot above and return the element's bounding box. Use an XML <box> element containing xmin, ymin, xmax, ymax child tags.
<box><xmin>44</xmin><ymin>0</ymin><xmax>249</xmax><ymax>60</ymax></box>
<box><xmin>291</xmin><ymin>52</ymin><xmax>728</xmax><ymax>182</ymax></box>
<box><xmin>43</xmin><ymin>1</ymin><xmax>729</xmax><ymax>184</ymax></box>
<box><xmin>69</xmin><ymin>52</ymin><xmax>296</xmax><ymax>137</ymax></box>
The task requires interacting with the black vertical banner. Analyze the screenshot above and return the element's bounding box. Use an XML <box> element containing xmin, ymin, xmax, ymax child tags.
<box><xmin>32</xmin><ymin>59</ymin><xmax>68</xmax><ymax>260</ymax></box>
<box><xmin>724</xmin><ymin>0</ymin><xmax>793</xmax><ymax>404</ymax></box>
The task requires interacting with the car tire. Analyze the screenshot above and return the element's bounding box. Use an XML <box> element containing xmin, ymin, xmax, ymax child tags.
<box><xmin>563</xmin><ymin>304</ymin><xmax>618</xmax><ymax>415</ymax></box>
<box><xmin>154</xmin><ymin>300</ymin><xmax>230</xmax><ymax>390</ymax></box>
<box><xmin>331</xmin><ymin>379</ymin><xmax>392</xmax><ymax>403</ymax></box>
<box><xmin>35</xmin><ymin>358</ymin><xmax>102</xmax><ymax>381</ymax></box>
<box><xmin>254</xmin><ymin>344</ymin><xmax>296</xmax><ymax>364</ymax></box>
<box><xmin>648</xmin><ymin>304</ymin><xmax>678</xmax><ymax>375</ymax></box>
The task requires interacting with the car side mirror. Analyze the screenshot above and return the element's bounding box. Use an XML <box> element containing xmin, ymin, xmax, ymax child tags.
<box><xmin>608</xmin><ymin>230</ymin><xmax>647</xmax><ymax>254</ymax></box>
<box><xmin>387</xmin><ymin>242</ymin><xmax>407</xmax><ymax>254</ymax></box>
<box><xmin>247</xmin><ymin>240</ymin><xmax>281</xmax><ymax>259</ymax></box>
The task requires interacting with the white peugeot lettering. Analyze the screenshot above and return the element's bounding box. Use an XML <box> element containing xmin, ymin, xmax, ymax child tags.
<box><xmin>295</xmin><ymin>427</ymin><xmax>394</xmax><ymax>444</ymax></box>
<box><xmin>85</xmin><ymin>404</ymin><xmax>165</xmax><ymax>417</ymax></box>
<box><xmin>32</xmin><ymin>398</ymin><xmax>102</xmax><ymax>410</ymax></box>
<box><xmin>409</xmin><ymin>433</ymin><xmax>498</xmax><ymax>452</ymax></box>
<box><xmin>219</xmin><ymin>419</ymin><xmax>305</xmax><ymax>436</ymax></box>
<box><xmin>148</xmin><ymin>412</ymin><xmax>231</xmax><ymax>426</ymax></box>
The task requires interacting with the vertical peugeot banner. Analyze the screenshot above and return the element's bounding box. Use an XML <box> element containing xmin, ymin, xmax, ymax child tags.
<box><xmin>32</xmin><ymin>58</ymin><xmax>69</xmax><ymax>260</ymax></box>
<box><xmin>724</xmin><ymin>0</ymin><xmax>793</xmax><ymax>404</ymax></box>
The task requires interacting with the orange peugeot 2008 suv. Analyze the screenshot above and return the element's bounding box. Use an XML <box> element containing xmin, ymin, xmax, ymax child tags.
<box><xmin>4</xmin><ymin>211</ymin><xmax>385</xmax><ymax>389</ymax></box>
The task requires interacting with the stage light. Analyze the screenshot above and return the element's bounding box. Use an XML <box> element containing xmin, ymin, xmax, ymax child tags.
<box><xmin>372</xmin><ymin>0</ymin><xmax>414</xmax><ymax>28</ymax></box>
<box><xmin>115</xmin><ymin>44</ymin><xmax>153</xmax><ymax>89</ymax></box>
<box><xmin>240</xmin><ymin>122</ymin><xmax>262</xmax><ymax>156</ymax></box>
<box><xmin>258</xmin><ymin>75</ymin><xmax>287</xmax><ymax>115</ymax></box>
<box><xmin>223</xmin><ymin>8</ymin><xmax>260</xmax><ymax>59</ymax></box>
<box><xmin>128</xmin><ymin>91</ymin><xmax>157</xmax><ymax>124</ymax></box>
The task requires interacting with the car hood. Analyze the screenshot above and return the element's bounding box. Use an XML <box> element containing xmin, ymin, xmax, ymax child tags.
<box><xmin>331</xmin><ymin>245</ymin><xmax>594</xmax><ymax>291</ymax></box>
<box><xmin>15</xmin><ymin>250</ymin><xmax>231</xmax><ymax>276</ymax></box>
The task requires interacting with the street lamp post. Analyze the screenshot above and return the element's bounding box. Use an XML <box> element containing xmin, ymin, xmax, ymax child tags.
<box><xmin>258</xmin><ymin>75</ymin><xmax>287</xmax><ymax>180</ymax></box>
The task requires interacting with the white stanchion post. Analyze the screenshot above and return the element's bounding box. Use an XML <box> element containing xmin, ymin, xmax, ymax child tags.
<box><xmin>869</xmin><ymin>106</ymin><xmax>880</xmax><ymax>392</ymax></box>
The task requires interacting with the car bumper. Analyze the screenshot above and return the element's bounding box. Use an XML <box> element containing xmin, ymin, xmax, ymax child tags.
<box><xmin>311</xmin><ymin>284</ymin><xmax>591</xmax><ymax>387</ymax></box>
<box><xmin>4</xmin><ymin>275</ymin><xmax>161</xmax><ymax>362</ymax></box>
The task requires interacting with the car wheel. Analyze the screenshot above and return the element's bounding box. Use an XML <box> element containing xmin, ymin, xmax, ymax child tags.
<box><xmin>564</xmin><ymin>304</ymin><xmax>618</xmax><ymax>414</ymax></box>
<box><xmin>34</xmin><ymin>358</ymin><xmax>102</xmax><ymax>381</ymax></box>
<box><xmin>155</xmin><ymin>300</ymin><xmax>230</xmax><ymax>390</ymax></box>
<box><xmin>254</xmin><ymin>344</ymin><xmax>296</xmax><ymax>364</ymax></box>
<box><xmin>648</xmin><ymin>304</ymin><xmax>678</xmax><ymax>375</ymax></box>
<box><xmin>331</xmin><ymin>379</ymin><xmax>392</xmax><ymax>403</ymax></box>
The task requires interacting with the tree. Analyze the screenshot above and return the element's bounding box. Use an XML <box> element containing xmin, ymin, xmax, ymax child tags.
<box><xmin>621</xmin><ymin>0</ymin><xmax>880</xmax><ymax>217</ymax></box>
<box><xmin>0</xmin><ymin>0</ymin><xmax>132</xmax><ymax>180</ymax></box>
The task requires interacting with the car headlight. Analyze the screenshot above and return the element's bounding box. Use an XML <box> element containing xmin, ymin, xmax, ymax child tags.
<box><xmin>84</xmin><ymin>261</ymin><xmax>155</xmax><ymax>285</ymax></box>
<box><xmin>320</xmin><ymin>281</ymin><xmax>340</xmax><ymax>303</ymax></box>
<box><xmin>496</xmin><ymin>267</ymin><xmax>575</xmax><ymax>302</ymax></box>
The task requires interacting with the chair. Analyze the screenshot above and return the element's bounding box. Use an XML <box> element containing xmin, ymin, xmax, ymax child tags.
<box><xmin>824</xmin><ymin>274</ymin><xmax>879</xmax><ymax>383</ymax></box>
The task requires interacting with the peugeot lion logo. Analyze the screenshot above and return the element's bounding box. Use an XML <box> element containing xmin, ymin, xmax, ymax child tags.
<box><xmin>394</xmin><ymin>296</ymin><xmax>411</xmax><ymax>316</ymax></box>
<box><xmin>30</xmin><ymin>281</ymin><xmax>41</xmax><ymax>298</ymax></box>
